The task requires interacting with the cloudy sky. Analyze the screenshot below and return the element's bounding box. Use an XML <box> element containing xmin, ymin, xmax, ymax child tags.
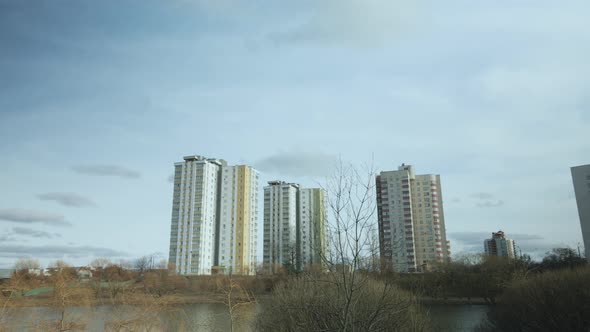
<box><xmin>1</xmin><ymin>0</ymin><xmax>588</xmax><ymax>268</ymax></box>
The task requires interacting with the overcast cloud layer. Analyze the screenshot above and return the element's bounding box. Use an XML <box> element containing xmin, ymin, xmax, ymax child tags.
<box><xmin>0</xmin><ymin>0</ymin><xmax>588</xmax><ymax>267</ymax></box>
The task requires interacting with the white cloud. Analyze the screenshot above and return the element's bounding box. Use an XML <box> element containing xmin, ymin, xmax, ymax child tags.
<box><xmin>37</xmin><ymin>192</ymin><xmax>95</xmax><ymax>207</ymax></box>
<box><xmin>12</xmin><ymin>226</ymin><xmax>60</xmax><ymax>239</ymax></box>
<box><xmin>72</xmin><ymin>165</ymin><xmax>141</xmax><ymax>179</ymax></box>
<box><xmin>0</xmin><ymin>244</ymin><xmax>127</xmax><ymax>259</ymax></box>
<box><xmin>0</xmin><ymin>209</ymin><xmax>71</xmax><ymax>226</ymax></box>
<box><xmin>255</xmin><ymin>151</ymin><xmax>338</xmax><ymax>177</ymax></box>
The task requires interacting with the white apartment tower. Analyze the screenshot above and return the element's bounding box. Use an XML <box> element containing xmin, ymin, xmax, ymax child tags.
<box><xmin>169</xmin><ymin>156</ymin><xmax>225</xmax><ymax>275</ymax></box>
<box><xmin>484</xmin><ymin>231</ymin><xmax>516</xmax><ymax>258</ymax></box>
<box><xmin>376</xmin><ymin>164</ymin><xmax>449</xmax><ymax>272</ymax></box>
<box><xmin>571</xmin><ymin>164</ymin><xmax>590</xmax><ymax>262</ymax></box>
<box><xmin>168</xmin><ymin>156</ymin><xmax>259</xmax><ymax>276</ymax></box>
<box><xmin>263</xmin><ymin>182</ymin><xmax>328</xmax><ymax>273</ymax></box>
<box><xmin>298</xmin><ymin>188</ymin><xmax>327</xmax><ymax>270</ymax></box>
<box><xmin>263</xmin><ymin>181</ymin><xmax>299</xmax><ymax>273</ymax></box>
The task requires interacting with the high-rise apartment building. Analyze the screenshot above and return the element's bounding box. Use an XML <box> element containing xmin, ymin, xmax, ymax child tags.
<box><xmin>263</xmin><ymin>182</ymin><xmax>328</xmax><ymax>273</ymax></box>
<box><xmin>484</xmin><ymin>231</ymin><xmax>516</xmax><ymax>258</ymax></box>
<box><xmin>169</xmin><ymin>156</ymin><xmax>225</xmax><ymax>275</ymax></box>
<box><xmin>168</xmin><ymin>156</ymin><xmax>259</xmax><ymax>276</ymax></box>
<box><xmin>376</xmin><ymin>164</ymin><xmax>449</xmax><ymax>272</ymax></box>
<box><xmin>217</xmin><ymin>165</ymin><xmax>259</xmax><ymax>275</ymax></box>
<box><xmin>298</xmin><ymin>188</ymin><xmax>327</xmax><ymax>270</ymax></box>
<box><xmin>263</xmin><ymin>181</ymin><xmax>299</xmax><ymax>273</ymax></box>
<box><xmin>571</xmin><ymin>164</ymin><xmax>590</xmax><ymax>262</ymax></box>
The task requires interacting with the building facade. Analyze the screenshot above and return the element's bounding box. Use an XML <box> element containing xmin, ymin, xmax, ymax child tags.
<box><xmin>298</xmin><ymin>188</ymin><xmax>327</xmax><ymax>270</ymax></box>
<box><xmin>376</xmin><ymin>164</ymin><xmax>449</xmax><ymax>272</ymax></box>
<box><xmin>168</xmin><ymin>156</ymin><xmax>259</xmax><ymax>276</ymax></box>
<box><xmin>217</xmin><ymin>165</ymin><xmax>259</xmax><ymax>275</ymax></box>
<box><xmin>262</xmin><ymin>182</ymin><xmax>328</xmax><ymax>273</ymax></box>
<box><xmin>571</xmin><ymin>164</ymin><xmax>590</xmax><ymax>262</ymax></box>
<box><xmin>263</xmin><ymin>181</ymin><xmax>299</xmax><ymax>273</ymax></box>
<box><xmin>484</xmin><ymin>231</ymin><xmax>516</xmax><ymax>258</ymax></box>
<box><xmin>168</xmin><ymin>156</ymin><xmax>225</xmax><ymax>275</ymax></box>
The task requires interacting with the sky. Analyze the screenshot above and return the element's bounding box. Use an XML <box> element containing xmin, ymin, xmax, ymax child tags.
<box><xmin>0</xmin><ymin>0</ymin><xmax>589</xmax><ymax>268</ymax></box>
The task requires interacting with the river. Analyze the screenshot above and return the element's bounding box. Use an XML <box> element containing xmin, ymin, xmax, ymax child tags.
<box><xmin>2</xmin><ymin>303</ymin><xmax>489</xmax><ymax>331</ymax></box>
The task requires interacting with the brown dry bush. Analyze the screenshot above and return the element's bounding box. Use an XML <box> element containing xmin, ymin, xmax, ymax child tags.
<box><xmin>188</xmin><ymin>275</ymin><xmax>220</xmax><ymax>293</ymax></box>
<box><xmin>143</xmin><ymin>271</ymin><xmax>188</xmax><ymax>296</ymax></box>
<box><xmin>479</xmin><ymin>266</ymin><xmax>590</xmax><ymax>332</ymax></box>
<box><xmin>255</xmin><ymin>274</ymin><xmax>430</xmax><ymax>332</ymax></box>
<box><xmin>185</xmin><ymin>275</ymin><xmax>281</xmax><ymax>294</ymax></box>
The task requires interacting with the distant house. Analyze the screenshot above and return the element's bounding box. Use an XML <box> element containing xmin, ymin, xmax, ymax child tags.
<box><xmin>76</xmin><ymin>267</ymin><xmax>93</xmax><ymax>280</ymax></box>
<box><xmin>27</xmin><ymin>268</ymin><xmax>43</xmax><ymax>276</ymax></box>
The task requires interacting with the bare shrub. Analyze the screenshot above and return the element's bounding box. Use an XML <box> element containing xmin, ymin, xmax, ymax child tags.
<box><xmin>255</xmin><ymin>274</ymin><xmax>429</xmax><ymax>332</ymax></box>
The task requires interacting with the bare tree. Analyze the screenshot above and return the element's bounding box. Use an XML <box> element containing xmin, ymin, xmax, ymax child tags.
<box><xmin>323</xmin><ymin>160</ymin><xmax>381</xmax><ymax>327</ymax></box>
<box><xmin>14</xmin><ymin>257</ymin><xmax>41</xmax><ymax>272</ymax></box>
<box><xmin>90</xmin><ymin>258</ymin><xmax>111</xmax><ymax>270</ymax></box>
<box><xmin>89</xmin><ymin>258</ymin><xmax>112</xmax><ymax>297</ymax></box>
<box><xmin>135</xmin><ymin>253</ymin><xmax>162</xmax><ymax>274</ymax></box>
<box><xmin>34</xmin><ymin>260</ymin><xmax>92</xmax><ymax>331</ymax></box>
<box><xmin>258</xmin><ymin>161</ymin><xmax>426</xmax><ymax>331</ymax></box>
<box><xmin>156</xmin><ymin>259</ymin><xmax>168</xmax><ymax>270</ymax></box>
<box><xmin>255</xmin><ymin>160</ymin><xmax>429</xmax><ymax>331</ymax></box>
<box><xmin>135</xmin><ymin>256</ymin><xmax>150</xmax><ymax>274</ymax></box>
<box><xmin>217</xmin><ymin>273</ymin><xmax>256</xmax><ymax>332</ymax></box>
<box><xmin>118</xmin><ymin>259</ymin><xmax>134</xmax><ymax>270</ymax></box>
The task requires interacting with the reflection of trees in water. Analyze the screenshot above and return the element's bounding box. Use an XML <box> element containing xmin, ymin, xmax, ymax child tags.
<box><xmin>3</xmin><ymin>303</ymin><xmax>259</xmax><ymax>332</ymax></box>
<box><xmin>3</xmin><ymin>302</ymin><xmax>488</xmax><ymax>331</ymax></box>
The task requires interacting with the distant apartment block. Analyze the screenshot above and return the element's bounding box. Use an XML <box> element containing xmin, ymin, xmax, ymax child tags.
<box><xmin>484</xmin><ymin>231</ymin><xmax>516</xmax><ymax>258</ymax></box>
<box><xmin>298</xmin><ymin>188</ymin><xmax>327</xmax><ymax>270</ymax></box>
<box><xmin>168</xmin><ymin>156</ymin><xmax>259</xmax><ymax>276</ymax></box>
<box><xmin>571</xmin><ymin>164</ymin><xmax>590</xmax><ymax>262</ymax></box>
<box><xmin>263</xmin><ymin>181</ymin><xmax>299</xmax><ymax>273</ymax></box>
<box><xmin>376</xmin><ymin>164</ymin><xmax>449</xmax><ymax>272</ymax></box>
<box><xmin>263</xmin><ymin>181</ymin><xmax>327</xmax><ymax>273</ymax></box>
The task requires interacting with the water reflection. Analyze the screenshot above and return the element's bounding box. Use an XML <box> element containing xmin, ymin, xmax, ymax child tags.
<box><xmin>5</xmin><ymin>303</ymin><xmax>486</xmax><ymax>331</ymax></box>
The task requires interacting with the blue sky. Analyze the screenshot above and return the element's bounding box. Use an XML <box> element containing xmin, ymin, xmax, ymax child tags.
<box><xmin>1</xmin><ymin>0</ymin><xmax>588</xmax><ymax>268</ymax></box>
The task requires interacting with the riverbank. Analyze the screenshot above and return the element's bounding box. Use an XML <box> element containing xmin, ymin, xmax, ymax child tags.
<box><xmin>419</xmin><ymin>297</ymin><xmax>489</xmax><ymax>305</ymax></box>
<box><xmin>3</xmin><ymin>291</ymin><xmax>483</xmax><ymax>308</ymax></box>
<box><xmin>1</xmin><ymin>292</ymin><xmax>274</xmax><ymax>308</ymax></box>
